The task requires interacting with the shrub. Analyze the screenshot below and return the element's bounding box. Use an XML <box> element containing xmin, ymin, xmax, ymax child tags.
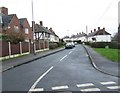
<box><xmin>89</xmin><ymin>42</ymin><xmax>120</xmax><ymax>49</ymax></box>
<box><xmin>90</xmin><ymin>42</ymin><xmax>110</xmax><ymax>48</ymax></box>
<box><xmin>49</xmin><ymin>42</ymin><xmax>58</xmax><ymax>49</ymax></box>
<box><xmin>58</xmin><ymin>42</ymin><xmax>65</xmax><ymax>47</ymax></box>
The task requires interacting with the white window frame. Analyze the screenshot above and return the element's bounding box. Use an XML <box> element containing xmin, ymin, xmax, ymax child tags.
<box><xmin>25</xmin><ymin>28</ymin><xmax>29</xmax><ymax>34</ymax></box>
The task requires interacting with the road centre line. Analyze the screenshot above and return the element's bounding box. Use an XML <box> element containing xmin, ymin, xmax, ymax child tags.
<box><xmin>28</xmin><ymin>66</ymin><xmax>53</xmax><ymax>92</ymax></box>
<box><xmin>69</xmin><ymin>51</ymin><xmax>72</xmax><ymax>54</ymax></box>
<box><xmin>52</xmin><ymin>85</ymin><xmax>69</xmax><ymax>90</ymax></box>
<box><xmin>60</xmin><ymin>55</ymin><xmax>67</xmax><ymax>61</ymax></box>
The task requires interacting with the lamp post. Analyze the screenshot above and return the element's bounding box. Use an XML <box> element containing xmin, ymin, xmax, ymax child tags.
<box><xmin>31</xmin><ymin>0</ymin><xmax>36</xmax><ymax>55</ymax></box>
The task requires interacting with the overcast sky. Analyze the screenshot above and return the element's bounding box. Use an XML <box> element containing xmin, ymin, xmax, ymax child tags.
<box><xmin>0</xmin><ymin>0</ymin><xmax>119</xmax><ymax>38</ymax></box>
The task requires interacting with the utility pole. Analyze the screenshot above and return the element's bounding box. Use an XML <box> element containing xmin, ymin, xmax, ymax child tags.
<box><xmin>31</xmin><ymin>0</ymin><xmax>36</xmax><ymax>55</ymax></box>
<box><xmin>86</xmin><ymin>25</ymin><xmax>88</xmax><ymax>42</ymax></box>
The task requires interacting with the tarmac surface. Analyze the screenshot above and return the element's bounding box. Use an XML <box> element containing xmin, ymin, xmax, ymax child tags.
<box><xmin>1</xmin><ymin>44</ymin><xmax>119</xmax><ymax>78</ymax></box>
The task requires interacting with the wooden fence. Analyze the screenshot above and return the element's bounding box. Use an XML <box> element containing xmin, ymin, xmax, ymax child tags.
<box><xmin>0</xmin><ymin>40</ymin><xmax>49</xmax><ymax>57</ymax></box>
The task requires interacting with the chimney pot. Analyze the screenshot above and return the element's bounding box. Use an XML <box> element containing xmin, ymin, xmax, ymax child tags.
<box><xmin>94</xmin><ymin>29</ymin><xmax>96</xmax><ymax>32</ymax></box>
<box><xmin>98</xmin><ymin>27</ymin><xmax>100</xmax><ymax>30</ymax></box>
<box><xmin>46</xmin><ymin>27</ymin><xmax>48</xmax><ymax>29</ymax></box>
<box><xmin>103</xmin><ymin>27</ymin><xmax>105</xmax><ymax>31</ymax></box>
<box><xmin>40</xmin><ymin>21</ymin><xmax>43</xmax><ymax>26</ymax></box>
<box><xmin>91</xmin><ymin>30</ymin><xmax>92</xmax><ymax>33</ymax></box>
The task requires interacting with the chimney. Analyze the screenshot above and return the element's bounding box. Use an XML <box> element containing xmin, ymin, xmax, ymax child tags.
<box><xmin>49</xmin><ymin>27</ymin><xmax>53</xmax><ymax>31</ymax></box>
<box><xmin>0</xmin><ymin>7</ymin><xmax>8</xmax><ymax>15</ymax></box>
<box><xmin>98</xmin><ymin>27</ymin><xmax>100</xmax><ymax>30</ymax></box>
<box><xmin>94</xmin><ymin>29</ymin><xmax>96</xmax><ymax>32</ymax></box>
<box><xmin>46</xmin><ymin>27</ymin><xmax>48</xmax><ymax>30</ymax></box>
<box><xmin>40</xmin><ymin>21</ymin><xmax>43</xmax><ymax>26</ymax></box>
<box><xmin>102</xmin><ymin>27</ymin><xmax>105</xmax><ymax>35</ymax></box>
<box><xmin>91</xmin><ymin>30</ymin><xmax>92</xmax><ymax>33</ymax></box>
<box><xmin>103</xmin><ymin>27</ymin><xmax>105</xmax><ymax>31</ymax></box>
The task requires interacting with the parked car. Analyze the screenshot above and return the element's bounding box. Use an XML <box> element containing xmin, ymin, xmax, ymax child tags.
<box><xmin>71</xmin><ymin>42</ymin><xmax>75</xmax><ymax>47</ymax></box>
<box><xmin>65</xmin><ymin>42</ymin><xmax>74</xmax><ymax>49</ymax></box>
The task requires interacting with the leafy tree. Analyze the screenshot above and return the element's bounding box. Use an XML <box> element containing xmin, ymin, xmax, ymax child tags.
<box><xmin>6</xmin><ymin>31</ymin><xmax>25</xmax><ymax>44</ymax></box>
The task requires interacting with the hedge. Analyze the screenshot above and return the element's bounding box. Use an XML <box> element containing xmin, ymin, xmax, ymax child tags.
<box><xmin>49</xmin><ymin>42</ymin><xmax>58</xmax><ymax>49</ymax></box>
<box><xmin>86</xmin><ymin>42</ymin><xmax>120</xmax><ymax>49</ymax></box>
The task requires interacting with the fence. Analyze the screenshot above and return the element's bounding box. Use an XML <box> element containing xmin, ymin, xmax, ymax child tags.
<box><xmin>0</xmin><ymin>40</ymin><xmax>49</xmax><ymax>58</ymax></box>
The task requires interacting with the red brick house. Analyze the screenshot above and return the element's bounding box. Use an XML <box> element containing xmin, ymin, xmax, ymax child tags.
<box><xmin>2</xmin><ymin>14</ymin><xmax>20</xmax><ymax>34</ymax></box>
<box><xmin>19</xmin><ymin>18</ymin><xmax>33</xmax><ymax>42</ymax></box>
<box><xmin>0</xmin><ymin>6</ymin><xmax>33</xmax><ymax>42</ymax></box>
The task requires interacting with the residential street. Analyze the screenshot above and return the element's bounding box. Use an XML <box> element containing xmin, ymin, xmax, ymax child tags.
<box><xmin>2</xmin><ymin>45</ymin><xmax>119</xmax><ymax>92</ymax></box>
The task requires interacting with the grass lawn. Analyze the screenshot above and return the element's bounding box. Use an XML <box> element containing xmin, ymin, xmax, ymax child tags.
<box><xmin>94</xmin><ymin>48</ymin><xmax>120</xmax><ymax>62</ymax></box>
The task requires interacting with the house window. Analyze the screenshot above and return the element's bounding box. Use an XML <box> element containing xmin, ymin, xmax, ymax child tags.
<box><xmin>92</xmin><ymin>37</ymin><xmax>96</xmax><ymax>41</ymax></box>
<box><xmin>14</xmin><ymin>26</ymin><xmax>19</xmax><ymax>32</ymax></box>
<box><xmin>25</xmin><ymin>28</ymin><xmax>29</xmax><ymax>34</ymax></box>
<box><xmin>0</xmin><ymin>15</ymin><xmax>2</xmax><ymax>24</ymax></box>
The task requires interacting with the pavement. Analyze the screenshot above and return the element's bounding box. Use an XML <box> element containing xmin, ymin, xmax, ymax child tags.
<box><xmin>1</xmin><ymin>47</ymin><xmax>65</xmax><ymax>72</ymax></box>
<box><xmin>83</xmin><ymin>45</ymin><xmax>119</xmax><ymax>78</ymax></box>
<box><xmin>1</xmin><ymin>45</ymin><xmax>120</xmax><ymax>78</ymax></box>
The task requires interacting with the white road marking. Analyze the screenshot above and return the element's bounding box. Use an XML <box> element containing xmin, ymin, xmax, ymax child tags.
<box><xmin>77</xmin><ymin>83</ymin><xmax>94</xmax><ymax>87</ymax></box>
<box><xmin>69</xmin><ymin>51</ymin><xmax>72</xmax><ymax>54</ymax></box>
<box><xmin>28</xmin><ymin>66</ymin><xmax>53</xmax><ymax>92</ymax></box>
<box><xmin>81</xmin><ymin>88</ymin><xmax>101</xmax><ymax>92</ymax></box>
<box><xmin>107</xmin><ymin>86</ymin><xmax>120</xmax><ymax>89</ymax></box>
<box><xmin>100</xmin><ymin>81</ymin><xmax>116</xmax><ymax>85</ymax></box>
<box><xmin>29</xmin><ymin>88</ymin><xmax>44</xmax><ymax>92</ymax></box>
<box><xmin>60</xmin><ymin>55</ymin><xmax>67</xmax><ymax>61</ymax></box>
<box><xmin>52</xmin><ymin>85</ymin><xmax>69</xmax><ymax>90</ymax></box>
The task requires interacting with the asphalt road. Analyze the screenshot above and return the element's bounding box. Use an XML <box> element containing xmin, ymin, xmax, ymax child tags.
<box><xmin>2</xmin><ymin>44</ymin><xmax>119</xmax><ymax>92</ymax></box>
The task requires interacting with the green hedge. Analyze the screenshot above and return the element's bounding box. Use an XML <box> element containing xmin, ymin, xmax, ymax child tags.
<box><xmin>49</xmin><ymin>42</ymin><xmax>58</xmax><ymax>49</ymax></box>
<box><xmin>87</xmin><ymin>42</ymin><xmax>120</xmax><ymax>49</ymax></box>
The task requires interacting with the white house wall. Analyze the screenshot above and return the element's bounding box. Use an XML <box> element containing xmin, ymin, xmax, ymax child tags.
<box><xmin>88</xmin><ymin>35</ymin><xmax>111</xmax><ymax>42</ymax></box>
<box><xmin>77</xmin><ymin>36</ymin><xmax>87</xmax><ymax>42</ymax></box>
<box><xmin>50</xmin><ymin>34</ymin><xmax>59</xmax><ymax>43</ymax></box>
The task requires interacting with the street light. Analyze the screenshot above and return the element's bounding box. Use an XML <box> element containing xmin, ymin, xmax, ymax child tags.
<box><xmin>31</xmin><ymin>0</ymin><xmax>36</xmax><ymax>55</ymax></box>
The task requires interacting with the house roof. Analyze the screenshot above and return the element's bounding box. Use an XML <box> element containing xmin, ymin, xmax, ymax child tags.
<box><xmin>34</xmin><ymin>23</ymin><xmax>59</xmax><ymax>38</ymax></box>
<box><xmin>76</xmin><ymin>33</ymin><xmax>87</xmax><ymax>38</ymax></box>
<box><xmin>49</xmin><ymin>28</ymin><xmax>59</xmax><ymax>37</ymax></box>
<box><xmin>35</xmin><ymin>24</ymin><xmax>51</xmax><ymax>34</ymax></box>
<box><xmin>88</xmin><ymin>28</ymin><xmax>111</xmax><ymax>37</ymax></box>
<box><xmin>19</xmin><ymin>18</ymin><xmax>26</xmax><ymax>27</ymax></box>
<box><xmin>2</xmin><ymin>14</ymin><xmax>15</xmax><ymax>27</ymax></box>
<box><xmin>62</xmin><ymin>36</ymin><xmax>69</xmax><ymax>39</ymax></box>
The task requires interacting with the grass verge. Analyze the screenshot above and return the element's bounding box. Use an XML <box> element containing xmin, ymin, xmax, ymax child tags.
<box><xmin>94</xmin><ymin>48</ymin><xmax>120</xmax><ymax>62</ymax></box>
